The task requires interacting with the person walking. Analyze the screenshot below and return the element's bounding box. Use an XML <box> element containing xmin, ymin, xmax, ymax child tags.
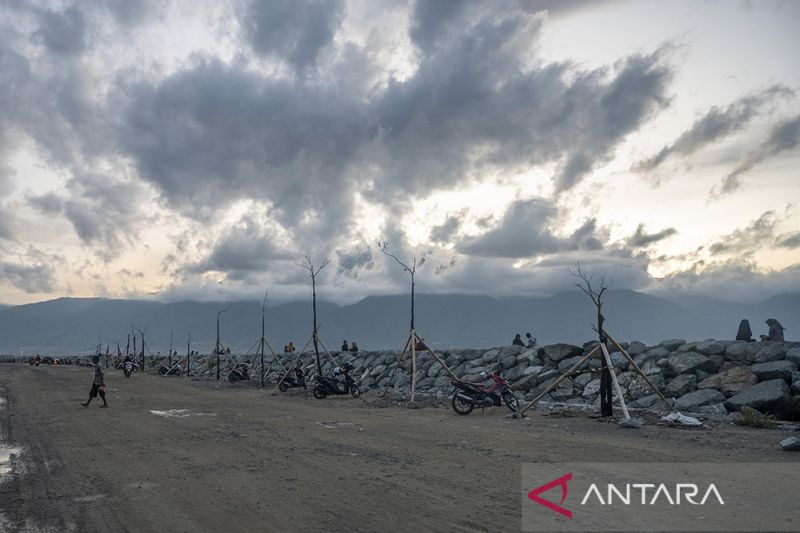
<box><xmin>81</xmin><ymin>357</ymin><xmax>108</xmax><ymax>408</ymax></box>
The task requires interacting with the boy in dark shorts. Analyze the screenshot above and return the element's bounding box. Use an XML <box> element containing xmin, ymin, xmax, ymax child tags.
<box><xmin>82</xmin><ymin>357</ymin><xmax>108</xmax><ymax>408</ymax></box>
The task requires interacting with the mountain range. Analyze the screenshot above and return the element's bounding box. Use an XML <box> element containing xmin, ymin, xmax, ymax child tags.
<box><xmin>0</xmin><ymin>291</ymin><xmax>797</xmax><ymax>355</ymax></box>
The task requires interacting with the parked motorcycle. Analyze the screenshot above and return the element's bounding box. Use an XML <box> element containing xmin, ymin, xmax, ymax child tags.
<box><xmin>450</xmin><ymin>371</ymin><xmax>519</xmax><ymax>415</ymax></box>
<box><xmin>227</xmin><ymin>361</ymin><xmax>251</xmax><ymax>383</ymax></box>
<box><xmin>313</xmin><ymin>363</ymin><xmax>360</xmax><ymax>399</ymax></box>
<box><xmin>159</xmin><ymin>362</ymin><xmax>183</xmax><ymax>376</ymax></box>
<box><xmin>123</xmin><ymin>359</ymin><xmax>134</xmax><ymax>378</ymax></box>
<box><xmin>278</xmin><ymin>363</ymin><xmax>307</xmax><ymax>392</ymax></box>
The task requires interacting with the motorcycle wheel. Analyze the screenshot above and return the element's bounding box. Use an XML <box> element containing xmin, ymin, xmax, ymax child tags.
<box><xmin>313</xmin><ymin>385</ymin><xmax>327</xmax><ymax>399</ymax></box>
<box><xmin>451</xmin><ymin>394</ymin><xmax>474</xmax><ymax>415</ymax></box>
<box><xmin>228</xmin><ymin>372</ymin><xmax>237</xmax><ymax>383</ymax></box>
<box><xmin>278</xmin><ymin>381</ymin><xmax>289</xmax><ymax>392</ymax></box>
<box><xmin>502</xmin><ymin>390</ymin><xmax>519</xmax><ymax>412</ymax></box>
<box><xmin>124</xmin><ymin>370</ymin><xmax>131</xmax><ymax>378</ymax></box>
<box><xmin>350</xmin><ymin>385</ymin><xmax>361</xmax><ymax>398</ymax></box>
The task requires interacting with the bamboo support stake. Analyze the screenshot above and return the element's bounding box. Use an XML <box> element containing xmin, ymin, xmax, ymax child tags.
<box><xmin>410</xmin><ymin>328</ymin><xmax>417</xmax><ymax>402</ymax></box>
<box><xmin>519</xmin><ymin>344</ymin><xmax>600</xmax><ymax>415</ymax></box>
<box><xmin>605</xmin><ymin>332</ymin><xmax>672</xmax><ymax>411</ymax></box>
<box><xmin>599</xmin><ymin>343</ymin><xmax>630</xmax><ymax>419</ymax></box>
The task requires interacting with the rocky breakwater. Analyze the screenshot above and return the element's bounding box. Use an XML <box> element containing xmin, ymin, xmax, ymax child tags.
<box><xmin>305</xmin><ymin>339</ymin><xmax>800</xmax><ymax>417</ymax></box>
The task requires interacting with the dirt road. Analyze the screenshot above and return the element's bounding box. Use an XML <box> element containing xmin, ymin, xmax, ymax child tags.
<box><xmin>0</xmin><ymin>364</ymin><xmax>790</xmax><ymax>532</ymax></box>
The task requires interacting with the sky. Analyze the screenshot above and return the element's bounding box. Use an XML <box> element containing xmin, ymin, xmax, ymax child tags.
<box><xmin>0</xmin><ymin>0</ymin><xmax>798</xmax><ymax>306</ymax></box>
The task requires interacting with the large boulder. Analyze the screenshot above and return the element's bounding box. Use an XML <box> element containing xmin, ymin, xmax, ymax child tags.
<box><xmin>674</xmin><ymin>389</ymin><xmax>725</xmax><ymax>411</ymax></box>
<box><xmin>664</xmin><ymin>374</ymin><xmax>697</xmax><ymax>398</ymax></box>
<box><xmin>695</xmin><ymin>340</ymin><xmax>725</xmax><ymax>356</ymax></box>
<box><xmin>582</xmin><ymin>378</ymin><xmax>601</xmax><ymax>398</ymax></box>
<box><xmin>752</xmin><ymin>343</ymin><xmax>787</xmax><ymax>363</ymax></box>
<box><xmin>786</xmin><ymin>346</ymin><xmax>800</xmax><ymax>366</ymax></box>
<box><xmin>698</xmin><ymin>366</ymin><xmax>758</xmax><ymax>397</ymax></box>
<box><xmin>724</xmin><ymin>341</ymin><xmax>760</xmax><ymax>362</ymax></box>
<box><xmin>725</xmin><ymin>379</ymin><xmax>791</xmax><ymax>412</ymax></box>
<box><xmin>665</xmin><ymin>353</ymin><xmax>715</xmax><ymax>377</ymax></box>
<box><xmin>659</xmin><ymin>339</ymin><xmax>686</xmax><ymax>351</ymax></box>
<box><xmin>636</xmin><ymin>347</ymin><xmax>668</xmax><ymax>366</ymax></box>
<box><xmin>627</xmin><ymin>341</ymin><xmax>647</xmax><ymax>356</ymax></box>
<box><xmin>558</xmin><ymin>355</ymin><xmax>589</xmax><ymax>374</ymax></box>
<box><xmin>751</xmin><ymin>360</ymin><xmax>797</xmax><ymax>382</ymax></box>
<box><xmin>542</xmin><ymin>343</ymin><xmax>583</xmax><ymax>363</ymax></box>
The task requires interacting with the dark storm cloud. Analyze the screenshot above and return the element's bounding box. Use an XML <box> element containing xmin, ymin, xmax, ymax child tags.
<box><xmin>458</xmin><ymin>198</ymin><xmax>604</xmax><ymax>258</ymax></box>
<box><xmin>28</xmin><ymin>174</ymin><xmax>151</xmax><ymax>260</ymax></box>
<box><xmin>121</xmin><ymin>59</ymin><xmax>367</xmax><ymax>236</ymax></box>
<box><xmin>717</xmin><ymin>114</ymin><xmax>800</xmax><ymax>195</ymax></box>
<box><xmin>708</xmin><ymin>211</ymin><xmax>776</xmax><ymax>256</ymax></box>
<box><xmin>0</xmin><ymin>247</ymin><xmax>61</xmax><ymax>293</ymax></box>
<box><xmin>33</xmin><ymin>5</ymin><xmax>87</xmax><ymax>56</ymax></box>
<box><xmin>241</xmin><ymin>0</ymin><xmax>345</xmax><ymax>70</ymax></box>
<box><xmin>776</xmin><ymin>232</ymin><xmax>800</xmax><ymax>249</ymax></box>
<box><xmin>429</xmin><ymin>212</ymin><xmax>464</xmax><ymax>243</ymax></box>
<box><xmin>635</xmin><ymin>85</ymin><xmax>794</xmax><ymax>172</ymax></box>
<box><xmin>336</xmin><ymin>247</ymin><xmax>374</xmax><ymax>278</ymax></box>
<box><xmin>188</xmin><ymin>215</ymin><xmax>295</xmax><ymax>278</ymax></box>
<box><xmin>626</xmin><ymin>224</ymin><xmax>678</xmax><ymax>248</ymax></box>
<box><xmin>376</xmin><ymin>5</ymin><xmax>672</xmax><ymax>197</ymax></box>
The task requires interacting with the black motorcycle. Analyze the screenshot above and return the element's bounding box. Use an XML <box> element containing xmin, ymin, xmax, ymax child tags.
<box><xmin>228</xmin><ymin>361</ymin><xmax>251</xmax><ymax>383</ymax></box>
<box><xmin>278</xmin><ymin>364</ymin><xmax>307</xmax><ymax>392</ymax></box>
<box><xmin>159</xmin><ymin>362</ymin><xmax>183</xmax><ymax>376</ymax></box>
<box><xmin>123</xmin><ymin>359</ymin><xmax>135</xmax><ymax>378</ymax></box>
<box><xmin>451</xmin><ymin>371</ymin><xmax>519</xmax><ymax>415</ymax></box>
<box><xmin>313</xmin><ymin>364</ymin><xmax>360</xmax><ymax>399</ymax></box>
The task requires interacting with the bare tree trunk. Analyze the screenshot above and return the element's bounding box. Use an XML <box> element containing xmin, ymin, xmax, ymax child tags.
<box><xmin>598</xmin><ymin>304</ymin><xmax>612</xmax><ymax>417</ymax></box>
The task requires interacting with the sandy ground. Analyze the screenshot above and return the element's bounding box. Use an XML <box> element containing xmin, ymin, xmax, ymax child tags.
<box><xmin>0</xmin><ymin>364</ymin><xmax>793</xmax><ymax>533</ymax></box>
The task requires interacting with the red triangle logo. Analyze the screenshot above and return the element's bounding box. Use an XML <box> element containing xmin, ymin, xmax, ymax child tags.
<box><xmin>527</xmin><ymin>472</ymin><xmax>573</xmax><ymax>518</ymax></box>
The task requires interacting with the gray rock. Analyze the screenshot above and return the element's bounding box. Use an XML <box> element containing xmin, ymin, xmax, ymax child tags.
<box><xmin>659</xmin><ymin>339</ymin><xmax>686</xmax><ymax>351</ymax></box>
<box><xmin>627</xmin><ymin>373</ymin><xmax>666</xmax><ymax>401</ymax></box>
<box><xmin>786</xmin><ymin>346</ymin><xmax>800</xmax><ymax>366</ymax></box>
<box><xmin>674</xmin><ymin>389</ymin><xmax>725</xmax><ymax>410</ymax></box>
<box><xmin>627</xmin><ymin>341</ymin><xmax>646</xmax><ymax>355</ymax></box>
<box><xmin>665</xmin><ymin>353</ymin><xmax>714</xmax><ymax>377</ymax></box>
<box><xmin>582</xmin><ymin>378</ymin><xmax>601</xmax><ymax>397</ymax></box>
<box><xmin>780</xmin><ymin>437</ymin><xmax>800</xmax><ymax>451</ymax></box>
<box><xmin>524</xmin><ymin>365</ymin><xmax>545</xmax><ymax>376</ymax></box>
<box><xmin>609</xmin><ymin>352</ymin><xmax>629</xmax><ymax>371</ymax></box>
<box><xmin>558</xmin><ymin>355</ymin><xmax>589</xmax><ymax>374</ymax></box>
<box><xmin>725</xmin><ymin>379</ymin><xmax>791</xmax><ymax>412</ymax></box>
<box><xmin>695</xmin><ymin>403</ymin><xmax>728</xmax><ymax>416</ymax></box>
<box><xmin>751</xmin><ymin>360</ymin><xmax>797</xmax><ymax>381</ymax></box>
<box><xmin>752</xmin><ymin>343</ymin><xmax>786</xmax><ymax>363</ymax></box>
<box><xmin>640</xmin><ymin>360</ymin><xmax>663</xmax><ymax>376</ymax></box>
<box><xmin>574</xmin><ymin>373</ymin><xmax>593</xmax><ymax>389</ymax></box>
<box><xmin>480</xmin><ymin>349</ymin><xmax>500</xmax><ymax>364</ymax></box>
<box><xmin>500</xmin><ymin>355</ymin><xmax>517</xmax><ymax>369</ymax></box>
<box><xmin>542</xmin><ymin>343</ymin><xmax>583</xmax><ymax>363</ymax></box>
<box><xmin>664</xmin><ymin>374</ymin><xmax>697</xmax><ymax>398</ymax></box>
<box><xmin>695</xmin><ymin>340</ymin><xmax>725</xmax><ymax>355</ymax></box>
<box><xmin>724</xmin><ymin>341</ymin><xmax>759</xmax><ymax>362</ymax></box>
<box><xmin>504</xmin><ymin>364</ymin><xmax>526</xmax><ymax>382</ymax></box>
<box><xmin>619</xmin><ymin>417</ymin><xmax>644</xmax><ymax>429</ymax></box>
<box><xmin>697</xmin><ymin>366</ymin><xmax>758</xmax><ymax>397</ymax></box>
<box><xmin>637</xmin><ymin>347</ymin><xmax>669</xmax><ymax>365</ymax></box>
<box><xmin>538</xmin><ymin>369</ymin><xmax>559</xmax><ymax>382</ymax></box>
<box><xmin>630</xmin><ymin>394</ymin><xmax>665</xmax><ymax>409</ymax></box>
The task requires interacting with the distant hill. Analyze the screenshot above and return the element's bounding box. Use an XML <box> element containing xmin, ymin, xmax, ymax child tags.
<box><xmin>0</xmin><ymin>291</ymin><xmax>797</xmax><ymax>355</ymax></box>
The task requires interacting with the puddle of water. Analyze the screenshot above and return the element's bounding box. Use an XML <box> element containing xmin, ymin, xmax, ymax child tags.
<box><xmin>149</xmin><ymin>409</ymin><xmax>216</xmax><ymax>418</ymax></box>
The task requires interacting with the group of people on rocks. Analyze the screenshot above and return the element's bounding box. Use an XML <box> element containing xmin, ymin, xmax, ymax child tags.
<box><xmin>736</xmin><ymin>318</ymin><xmax>786</xmax><ymax>342</ymax></box>
<box><xmin>512</xmin><ymin>332</ymin><xmax>537</xmax><ymax>348</ymax></box>
<box><xmin>341</xmin><ymin>340</ymin><xmax>359</xmax><ymax>352</ymax></box>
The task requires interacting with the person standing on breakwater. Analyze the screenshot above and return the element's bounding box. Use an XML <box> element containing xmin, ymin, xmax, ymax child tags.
<box><xmin>81</xmin><ymin>357</ymin><xmax>108</xmax><ymax>408</ymax></box>
<box><xmin>736</xmin><ymin>319</ymin><xmax>755</xmax><ymax>342</ymax></box>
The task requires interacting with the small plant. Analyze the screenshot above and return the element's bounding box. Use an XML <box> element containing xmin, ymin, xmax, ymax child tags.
<box><xmin>735</xmin><ymin>405</ymin><xmax>776</xmax><ymax>428</ymax></box>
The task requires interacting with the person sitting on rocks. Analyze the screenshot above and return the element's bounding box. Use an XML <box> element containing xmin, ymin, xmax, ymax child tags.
<box><xmin>512</xmin><ymin>333</ymin><xmax>524</xmax><ymax>347</ymax></box>
<box><xmin>762</xmin><ymin>318</ymin><xmax>786</xmax><ymax>342</ymax></box>
<box><xmin>525</xmin><ymin>332</ymin><xmax>537</xmax><ymax>348</ymax></box>
<box><xmin>341</xmin><ymin>340</ymin><xmax>349</xmax><ymax>352</ymax></box>
<box><xmin>736</xmin><ymin>319</ymin><xmax>755</xmax><ymax>342</ymax></box>
<box><xmin>350</xmin><ymin>341</ymin><xmax>359</xmax><ymax>352</ymax></box>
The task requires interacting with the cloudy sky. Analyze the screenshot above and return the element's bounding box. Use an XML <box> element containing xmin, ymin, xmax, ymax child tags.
<box><xmin>0</xmin><ymin>0</ymin><xmax>798</xmax><ymax>306</ymax></box>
